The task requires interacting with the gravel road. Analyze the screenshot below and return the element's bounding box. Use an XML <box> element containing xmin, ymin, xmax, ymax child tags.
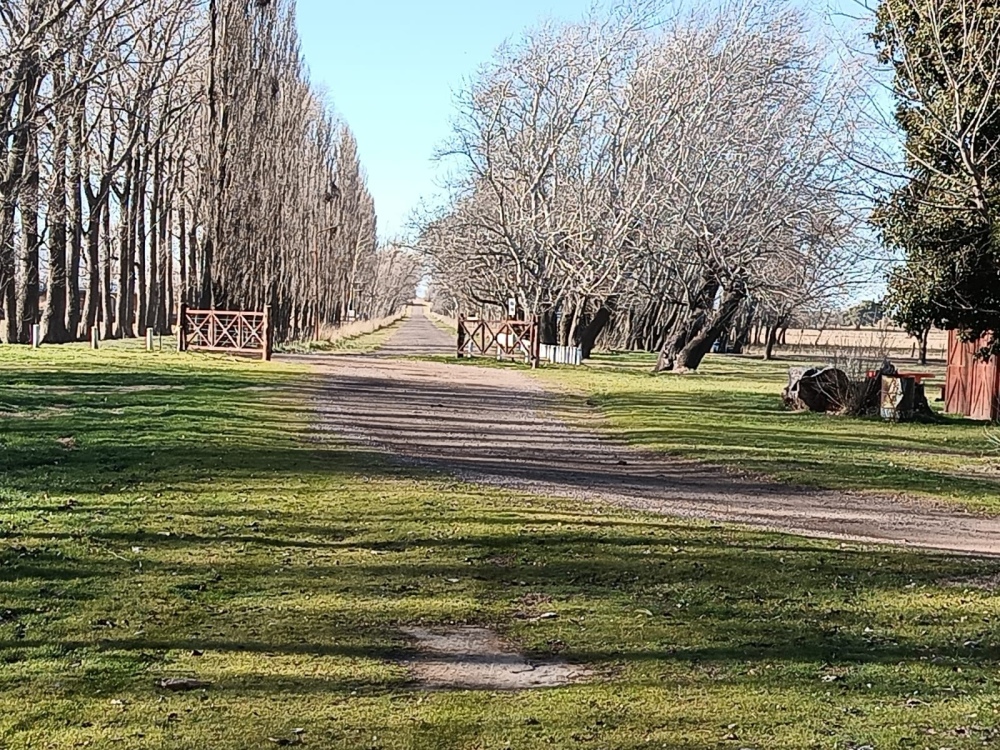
<box><xmin>287</xmin><ymin>306</ymin><xmax>1000</xmax><ymax>556</ymax></box>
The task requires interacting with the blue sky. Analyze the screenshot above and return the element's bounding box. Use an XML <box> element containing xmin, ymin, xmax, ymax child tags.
<box><xmin>295</xmin><ymin>0</ymin><xmax>876</xmax><ymax>242</ymax></box>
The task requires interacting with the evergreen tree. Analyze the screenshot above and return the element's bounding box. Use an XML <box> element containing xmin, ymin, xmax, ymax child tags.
<box><xmin>874</xmin><ymin>0</ymin><xmax>1000</xmax><ymax>356</ymax></box>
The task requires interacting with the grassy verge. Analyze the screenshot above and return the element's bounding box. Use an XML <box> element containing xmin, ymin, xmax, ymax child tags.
<box><xmin>526</xmin><ymin>352</ymin><xmax>1000</xmax><ymax>512</ymax></box>
<box><xmin>425</xmin><ymin>309</ymin><xmax>458</xmax><ymax>335</ymax></box>
<box><xmin>2</xmin><ymin>345</ymin><xmax>1000</xmax><ymax>749</ymax></box>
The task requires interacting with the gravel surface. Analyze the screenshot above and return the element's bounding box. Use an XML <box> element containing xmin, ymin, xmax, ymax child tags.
<box><xmin>286</xmin><ymin>307</ymin><xmax>1000</xmax><ymax>556</ymax></box>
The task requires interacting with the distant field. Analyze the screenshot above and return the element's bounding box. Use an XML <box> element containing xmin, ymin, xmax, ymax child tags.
<box><xmin>770</xmin><ymin>327</ymin><xmax>948</xmax><ymax>361</ymax></box>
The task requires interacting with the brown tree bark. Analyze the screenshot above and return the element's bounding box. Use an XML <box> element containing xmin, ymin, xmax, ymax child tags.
<box><xmin>42</xmin><ymin>95</ymin><xmax>71</xmax><ymax>343</ymax></box>
<box><xmin>16</xmin><ymin>123</ymin><xmax>39</xmax><ymax>342</ymax></box>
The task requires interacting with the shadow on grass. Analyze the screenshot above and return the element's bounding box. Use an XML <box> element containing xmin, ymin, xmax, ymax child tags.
<box><xmin>3</xmin><ymin>504</ymin><xmax>998</xmax><ymax>682</ymax></box>
<box><xmin>0</xmin><ymin>364</ymin><xmax>406</xmax><ymax>501</ymax></box>
<box><xmin>587</xmin><ymin>384</ymin><xmax>1000</xmax><ymax>500</ymax></box>
<box><xmin>3</xmin><ymin>348</ymin><xmax>1000</xmax><ymax>732</ymax></box>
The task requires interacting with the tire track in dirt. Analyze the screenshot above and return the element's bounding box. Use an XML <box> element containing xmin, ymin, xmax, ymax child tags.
<box><xmin>286</xmin><ymin>306</ymin><xmax>1000</xmax><ymax>556</ymax></box>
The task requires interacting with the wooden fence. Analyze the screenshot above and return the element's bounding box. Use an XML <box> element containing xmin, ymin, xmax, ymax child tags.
<box><xmin>457</xmin><ymin>316</ymin><xmax>540</xmax><ymax>368</ymax></box>
<box><xmin>178</xmin><ymin>305</ymin><xmax>272</xmax><ymax>361</ymax></box>
<box><xmin>539</xmin><ymin>343</ymin><xmax>583</xmax><ymax>366</ymax></box>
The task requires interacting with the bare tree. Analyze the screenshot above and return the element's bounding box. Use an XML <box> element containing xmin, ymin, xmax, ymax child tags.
<box><xmin>0</xmin><ymin>0</ymin><xmax>407</xmax><ymax>346</ymax></box>
<box><xmin>422</xmin><ymin>0</ymin><xmax>870</xmax><ymax>370</ymax></box>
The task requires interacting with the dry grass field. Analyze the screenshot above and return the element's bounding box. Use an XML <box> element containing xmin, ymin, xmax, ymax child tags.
<box><xmin>767</xmin><ymin>326</ymin><xmax>948</xmax><ymax>362</ymax></box>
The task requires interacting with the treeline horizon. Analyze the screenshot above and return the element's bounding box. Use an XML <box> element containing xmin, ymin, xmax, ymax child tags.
<box><xmin>1</xmin><ymin>0</ymin><xmax>419</xmax><ymax>346</ymax></box>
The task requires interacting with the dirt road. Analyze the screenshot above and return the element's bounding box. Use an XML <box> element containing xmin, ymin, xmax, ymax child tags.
<box><xmin>290</xmin><ymin>306</ymin><xmax>1000</xmax><ymax>556</ymax></box>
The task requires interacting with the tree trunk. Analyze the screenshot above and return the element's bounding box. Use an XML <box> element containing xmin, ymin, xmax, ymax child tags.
<box><xmin>146</xmin><ymin>146</ymin><xmax>160</xmax><ymax>332</ymax></box>
<box><xmin>115</xmin><ymin>157</ymin><xmax>135</xmax><ymax>337</ymax></box>
<box><xmin>101</xmin><ymin>192</ymin><xmax>115</xmax><ymax>338</ymax></box>
<box><xmin>67</xmin><ymin>109</ymin><xmax>85</xmax><ymax>338</ymax></box>
<box><xmin>16</xmin><ymin>124</ymin><xmax>39</xmax><ymax>343</ymax></box>
<box><xmin>0</xmin><ymin>202</ymin><xmax>17</xmax><ymax>343</ymax></box>
<box><xmin>83</xmin><ymin>175</ymin><xmax>111</xmax><ymax>334</ymax></box>
<box><xmin>655</xmin><ymin>275</ymin><xmax>720</xmax><ymax>372</ymax></box>
<box><xmin>579</xmin><ymin>296</ymin><xmax>617</xmax><ymax>359</ymax></box>
<box><xmin>136</xmin><ymin>148</ymin><xmax>148</xmax><ymax>333</ymax></box>
<box><xmin>200</xmin><ymin>237</ymin><xmax>213</xmax><ymax>308</ymax></box>
<box><xmin>559</xmin><ymin>302</ymin><xmax>577</xmax><ymax>346</ymax></box>
<box><xmin>655</xmin><ymin>312</ymin><xmax>704</xmax><ymax>372</ymax></box>
<box><xmin>178</xmin><ymin>197</ymin><xmax>187</xmax><ymax>304</ymax></box>
<box><xmin>42</xmin><ymin>112</ymin><xmax>71</xmax><ymax>343</ymax></box>
<box><xmin>188</xmin><ymin>223</ymin><xmax>199</xmax><ymax>306</ymax></box>
<box><xmin>539</xmin><ymin>307</ymin><xmax>557</xmax><ymax>345</ymax></box>
<box><xmin>764</xmin><ymin>324</ymin><xmax>780</xmax><ymax>361</ymax></box>
<box><xmin>672</xmin><ymin>286</ymin><xmax>746</xmax><ymax>372</ymax></box>
<box><xmin>161</xmin><ymin>186</ymin><xmax>171</xmax><ymax>333</ymax></box>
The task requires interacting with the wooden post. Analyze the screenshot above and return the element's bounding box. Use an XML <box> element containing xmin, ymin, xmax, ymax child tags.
<box><xmin>177</xmin><ymin>303</ymin><xmax>187</xmax><ymax>352</ymax></box>
<box><xmin>31</xmin><ymin>324</ymin><xmax>41</xmax><ymax>349</ymax></box>
<box><xmin>90</xmin><ymin>327</ymin><xmax>99</xmax><ymax>350</ymax></box>
<box><xmin>456</xmin><ymin>314</ymin><xmax>466</xmax><ymax>358</ymax></box>
<box><xmin>530</xmin><ymin>316</ymin><xmax>541</xmax><ymax>369</ymax></box>
<box><xmin>145</xmin><ymin>328</ymin><xmax>154</xmax><ymax>352</ymax></box>
<box><xmin>262</xmin><ymin>305</ymin><xmax>272</xmax><ymax>361</ymax></box>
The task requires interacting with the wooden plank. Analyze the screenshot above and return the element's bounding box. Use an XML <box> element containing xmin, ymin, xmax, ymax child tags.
<box><xmin>177</xmin><ymin>303</ymin><xmax>187</xmax><ymax>351</ymax></box>
<box><xmin>186</xmin><ymin>345</ymin><xmax>265</xmax><ymax>355</ymax></box>
<box><xmin>945</xmin><ymin>330</ymin><xmax>971</xmax><ymax>416</ymax></box>
<box><xmin>971</xmin><ymin>353</ymin><xmax>998</xmax><ymax>421</ymax></box>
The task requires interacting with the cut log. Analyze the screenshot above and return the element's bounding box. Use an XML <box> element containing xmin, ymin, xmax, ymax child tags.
<box><xmin>783</xmin><ymin>366</ymin><xmax>851</xmax><ymax>413</ymax></box>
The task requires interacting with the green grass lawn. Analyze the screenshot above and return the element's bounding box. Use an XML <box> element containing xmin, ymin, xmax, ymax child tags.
<box><xmin>3</xmin><ymin>345</ymin><xmax>1000</xmax><ymax>749</ymax></box>
<box><xmin>522</xmin><ymin>352</ymin><xmax>1000</xmax><ymax>513</ymax></box>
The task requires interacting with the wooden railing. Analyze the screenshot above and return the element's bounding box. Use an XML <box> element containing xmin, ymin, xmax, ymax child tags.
<box><xmin>178</xmin><ymin>305</ymin><xmax>272</xmax><ymax>361</ymax></box>
<box><xmin>457</xmin><ymin>316</ymin><xmax>540</xmax><ymax>368</ymax></box>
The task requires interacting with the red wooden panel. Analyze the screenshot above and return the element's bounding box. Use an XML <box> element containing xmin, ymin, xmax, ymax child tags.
<box><xmin>971</xmin><ymin>352</ymin><xmax>1000</xmax><ymax>421</ymax></box>
<box><xmin>945</xmin><ymin>330</ymin><xmax>972</xmax><ymax>416</ymax></box>
<box><xmin>946</xmin><ymin>331</ymin><xmax>1000</xmax><ymax>420</ymax></box>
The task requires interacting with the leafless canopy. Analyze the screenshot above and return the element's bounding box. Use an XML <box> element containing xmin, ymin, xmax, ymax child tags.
<box><xmin>421</xmin><ymin>0</ymin><xmax>873</xmax><ymax>369</ymax></box>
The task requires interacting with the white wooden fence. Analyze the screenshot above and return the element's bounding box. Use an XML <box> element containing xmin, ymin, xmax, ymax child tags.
<box><xmin>539</xmin><ymin>343</ymin><xmax>583</xmax><ymax>366</ymax></box>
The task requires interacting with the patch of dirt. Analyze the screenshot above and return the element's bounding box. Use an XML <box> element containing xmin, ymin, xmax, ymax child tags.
<box><xmin>284</xmin><ymin>307</ymin><xmax>1000</xmax><ymax>557</ymax></box>
<box><xmin>483</xmin><ymin>553</ymin><xmax>517</xmax><ymax>568</ymax></box>
<box><xmin>1</xmin><ymin>406</ymin><xmax>73</xmax><ymax>420</ymax></box>
<box><xmin>511</xmin><ymin>592</ymin><xmax>557</xmax><ymax>621</ymax></box>
<box><xmin>518</xmin><ymin>592</ymin><xmax>553</xmax><ymax>608</ymax></box>
<box><xmin>957</xmin><ymin>462</ymin><xmax>1000</xmax><ymax>478</ymax></box>
<box><xmin>943</xmin><ymin>573</ymin><xmax>1000</xmax><ymax>590</ymax></box>
<box><xmin>33</xmin><ymin>385</ymin><xmax>183</xmax><ymax>394</ymax></box>
<box><xmin>400</xmin><ymin>626</ymin><xmax>590</xmax><ymax>690</ymax></box>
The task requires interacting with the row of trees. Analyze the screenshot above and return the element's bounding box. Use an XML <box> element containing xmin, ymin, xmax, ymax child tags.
<box><xmin>420</xmin><ymin>0</ymin><xmax>872</xmax><ymax>371</ymax></box>
<box><xmin>1</xmin><ymin>0</ymin><xmax>415</xmax><ymax>345</ymax></box>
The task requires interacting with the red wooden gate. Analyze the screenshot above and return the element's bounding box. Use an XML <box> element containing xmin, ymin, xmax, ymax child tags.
<box><xmin>178</xmin><ymin>305</ymin><xmax>272</xmax><ymax>361</ymax></box>
<box><xmin>457</xmin><ymin>316</ymin><xmax>540</xmax><ymax>368</ymax></box>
